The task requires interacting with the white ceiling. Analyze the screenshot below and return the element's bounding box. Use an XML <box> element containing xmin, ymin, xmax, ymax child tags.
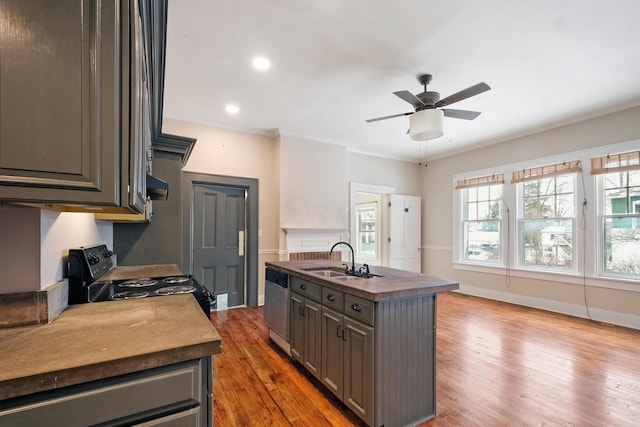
<box><xmin>163</xmin><ymin>0</ymin><xmax>640</xmax><ymax>162</ymax></box>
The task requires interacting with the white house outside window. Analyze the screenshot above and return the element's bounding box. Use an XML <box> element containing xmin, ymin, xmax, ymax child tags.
<box><xmin>592</xmin><ymin>150</ymin><xmax>640</xmax><ymax>278</ymax></box>
<box><xmin>513</xmin><ymin>161</ymin><xmax>581</xmax><ymax>271</ymax></box>
<box><xmin>456</xmin><ymin>174</ymin><xmax>504</xmax><ymax>263</ymax></box>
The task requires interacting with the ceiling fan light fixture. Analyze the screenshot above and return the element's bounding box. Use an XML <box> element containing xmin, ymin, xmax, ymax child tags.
<box><xmin>409</xmin><ymin>109</ymin><xmax>444</xmax><ymax>141</ymax></box>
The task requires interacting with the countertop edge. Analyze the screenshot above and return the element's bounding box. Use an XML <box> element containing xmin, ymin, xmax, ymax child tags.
<box><xmin>0</xmin><ymin>295</ymin><xmax>222</xmax><ymax>402</ymax></box>
<box><xmin>266</xmin><ymin>260</ymin><xmax>460</xmax><ymax>301</ymax></box>
<box><xmin>0</xmin><ymin>341</ymin><xmax>220</xmax><ymax>401</ymax></box>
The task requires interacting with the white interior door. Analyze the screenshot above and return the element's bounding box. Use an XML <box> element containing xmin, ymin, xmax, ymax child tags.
<box><xmin>387</xmin><ymin>194</ymin><xmax>422</xmax><ymax>273</ymax></box>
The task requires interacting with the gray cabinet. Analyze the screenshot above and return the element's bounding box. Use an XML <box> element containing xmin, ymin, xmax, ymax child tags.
<box><xmin>291</xmin><ymin>277</ymin><xmax>375</xmax><ymax>426</ymax></box>
<box><xmin>342</xmin><ymin>315</ymin><xmax>374</xmax><ymax>423</ymax></box>
<box><xmin>0</xmin><ymin>357</ymin><xmax>213</xmax><ymax>427</ymax></box>
<box><xmin>0</xmin><ymin>0</ymin><xmax>152</xmax><ymax>213</ymax></box>
<box><xmin>290</xmin><ymin>289</ymin><xmax>322</xmax><ymax>380</ymax></box>
<box><xmin>289</xmin><ymin>273</ymin><xmax>439</xmax><ymax>427</ymax></box>
<box><xmin>320</xmin><ymin>305</ymin><xmax>344</xmax><ymax>397</ymax></box>
<box><xmin>290</xmin><ymin>291</ymin><xmax>305</xmax><ymax>362</ymax></box>
<box><xmin>321</xmin><ymin>302</ymin><xmax>374</xmax><ymax>425</ymax></box>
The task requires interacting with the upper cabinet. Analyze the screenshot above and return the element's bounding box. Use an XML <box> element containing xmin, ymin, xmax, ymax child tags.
<box><xmin>0</xmin><ymin>0</ymin><xmax>157</xmax><ymax>213</ymax></box>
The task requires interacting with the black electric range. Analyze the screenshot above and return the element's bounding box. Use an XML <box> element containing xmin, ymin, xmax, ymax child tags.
<box><xmin>67</xmin><ymin>244</ymin><xmax>215</xmax><ymax>318</ymax></box>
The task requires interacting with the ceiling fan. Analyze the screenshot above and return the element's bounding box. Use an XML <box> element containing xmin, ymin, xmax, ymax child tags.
<box><xmin>366</xmin><ymin>74</ymin><xmax>491</xmax><ymax>141</ymax></box>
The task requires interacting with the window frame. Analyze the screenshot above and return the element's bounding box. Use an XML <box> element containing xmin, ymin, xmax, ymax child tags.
<box><xmin>460</xmin><ymin>183</ymin><xmax>504</xmax><ymax>265</ymax></box>
<box><xmin>595</xmin><ymin>169</ymin><xmax>640</xmax><ymax>280</ymax></box>
<box><xmin>452</xmin><ymin>139</ymin><xmax>640</xmax><ymax>287</ymax></box>
<box><xmin>515</xmin><ymin>173</ymin><xmax>579</xmax><ymax>273</ymax></box>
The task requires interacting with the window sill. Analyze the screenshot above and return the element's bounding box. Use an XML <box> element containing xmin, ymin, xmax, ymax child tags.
<box><xmin>452</xmin><ymin>262</ymin><xmax>640</xmax><ymax>292</ymax></box>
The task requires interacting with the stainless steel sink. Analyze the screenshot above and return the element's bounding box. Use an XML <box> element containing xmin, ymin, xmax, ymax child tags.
<box><xmin>333</xmin><ymin>275</ymin><xmax>363</xmax><ymax>281</ymax></box>
<box><xmin>303</xmin><ymin>266</ymin><xmax>381</xmax><ymax>280</ymax></box>
<box><xmin>312</xmin><ymin>270</ymin><xmax>346</xmax><ymax>278</ymax></box>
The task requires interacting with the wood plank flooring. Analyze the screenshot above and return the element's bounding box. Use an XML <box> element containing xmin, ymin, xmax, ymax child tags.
<box><xmin>210</xmin><ymin>292</ymin><xmax>640</xmax><ymax>426</ymax></box>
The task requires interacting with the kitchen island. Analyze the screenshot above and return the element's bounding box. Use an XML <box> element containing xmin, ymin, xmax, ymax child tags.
<box><xmin>266</xmin><ymin>260</ymin><xmax>459</xmax><ymax>427</ymax></box>
<box><xmin>0</xmin><ymin>292</ymin><xmax>221</xmax><ymax>426</ymax></box>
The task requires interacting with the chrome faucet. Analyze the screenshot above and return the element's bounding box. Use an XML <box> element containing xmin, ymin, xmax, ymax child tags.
<box><xmin>329</xmin><ymin>241</ymin><xmax>356</xmax><ymax>275</ymax></box>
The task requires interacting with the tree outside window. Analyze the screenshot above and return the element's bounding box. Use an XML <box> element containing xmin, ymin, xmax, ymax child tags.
<box><xmin>602</xmin><ymin>170</ymin><xmax>640</xmax><ymax>275</ymax></box>
<box><xmin>519</xmin><ymin>175</ymin><xmax>575</xmax><ymax>269</ymax></box>
<box><xmin>463</xmin><ymin>184</ymin><xmax>502</xmax><ymax>262</ymax></box>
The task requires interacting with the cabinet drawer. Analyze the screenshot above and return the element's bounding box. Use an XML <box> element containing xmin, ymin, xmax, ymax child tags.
<box><xmin>0</xmin><ymin>360</ymin><xmax>202</xmax><ymax>427</ymax></box>
<box><xmin>291</xmin><ymin>276</ymin><xmax>322</xmax><ymax>302</ymax></box>
<box><xmin>322</xmin><ymin>287</ymin><xmax>344</xmax><ymax>312</ymax></box>
<box><xmin>344</xmin><ymin>294</ymin><xmax>375</xmax><ymax>326</ymax></box>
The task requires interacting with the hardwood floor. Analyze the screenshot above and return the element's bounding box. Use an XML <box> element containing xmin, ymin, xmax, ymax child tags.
<box><xmin>210</xmin><ymin>292</ymin><xmax>640</xmax><ymax>426</ymax></box>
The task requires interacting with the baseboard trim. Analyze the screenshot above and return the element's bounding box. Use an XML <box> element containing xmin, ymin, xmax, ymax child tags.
<box><xmin>456</xmin><ymin>284</ymin><xmax>640</xmax><ymax>330</ymax></box>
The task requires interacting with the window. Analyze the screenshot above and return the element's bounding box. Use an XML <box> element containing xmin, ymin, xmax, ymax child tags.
<box><xmin>356</xmin><ymin>202</ymin><xmax>378</xmax><ymax>260</ymax></box>
<box><xmin>457</xmin><ymin>174</ymin><xmax>504</xmax><ymax>263</ymax></box>
<box><xmin>454</xmin><ymin>141</ymin><xmax>640</xmax><ymax>285</ymax></box>
<box><xmin>592</xmin><ymin>150</ymin><xmax>640</xmax><ymax>278</ymax></box>
<box><xmin>513</xmin><ymin>161</ymin><xmax>581</xmax><ymax>271</ymax></box>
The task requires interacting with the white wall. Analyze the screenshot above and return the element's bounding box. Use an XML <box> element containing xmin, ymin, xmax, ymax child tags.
<box><xmin>347</xmin><ymin>151</ymin><xmax>422</xmax><ymax>196</ymax></box>
<box><xmin>279</xmin><ymin>134</ymin><xmax>348</xmax><ymax>230</ymax></box>
<box><xmin>163</xmin><ymin>119</ymin><xmax>423</xmax><ymax>298</ymax></box>
<box><xmin>42</xmin><ymin>210</ymin><xmax>112</xmax><ymax>288</ymax></box>
<box><xmin>421</xmin><ymin>105</ymin><xmax>640</xmax><ymax>329</ymax></box>
<box><xmin>165</xmin><ymin>118</ymin><xmax>281</xmax><ymax>255</ymax></box>
<box><xmin>0</xmin><ymin>206</ymin><xmax>112</xmax><ymax>293</ymax></box>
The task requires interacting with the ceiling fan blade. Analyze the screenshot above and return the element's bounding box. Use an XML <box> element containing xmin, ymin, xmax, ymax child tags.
<box><xmin>442</xmin><ymin>109</ymin><xmax>482</xmax><ymax>120</ymax></box>
<box><xmin>365</xmin><ymin>111</ymin><xmax>412</xmax><ymax>123</ymax></box>
<box><xmin>393</xmin><ymin>90</ymin><xmax>424</xmax><ymax>108</ymax></box>
<box><xmin>435</xmin><ymin>82</ymin><xmax>491</xmax><ymax>108</ymax></box>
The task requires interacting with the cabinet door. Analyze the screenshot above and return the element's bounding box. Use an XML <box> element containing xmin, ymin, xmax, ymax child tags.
<box><xmin>126</xmin><ymin>0</ymin><xmax>150</xmax><ymax>213</ymax></box>
<box><xmin>0</xmin><ymin>0</ymin><xmax>147</xmax><ymax>213</ymax></box>
<box><xmin>343</xmin><ymin>317</ymin><xmax>374</xmax><ymax>426</ymax></box>
<box><xmin>290</xmin><ymin>292</ymin><xmax>305</xmax><ymax>363</ymax></box>
<box><xmin>0</xmin><ymin>0</ymin><xmax>120</xmax><ymax>205</ymax></box>
<box><xmin>303</xmin><ymin>299</ymin><xmax>322</xmax><ymax>380</ymax></box>
<box><xmin>321</xmin><ymin>306</ymin><xmax>344</xmax><ymax>399</ymax></box>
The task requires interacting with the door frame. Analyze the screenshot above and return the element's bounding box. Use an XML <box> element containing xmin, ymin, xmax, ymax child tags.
<box><xmin>181</xmin><ymin>172</ymin><xmax>259</xmax><ymax>307</ymax></box>
<box><xmin>350</xmin><ymin>182</ymin><xmax>394</xmax><ymax>266</ymax></box>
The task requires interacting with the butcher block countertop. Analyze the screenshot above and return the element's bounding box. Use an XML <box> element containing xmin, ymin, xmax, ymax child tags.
<box><xmin>266</xmin><ymin>260</ymin><xmax>459</xmax><ymax>301</ymax></box>
<box><xmin>0</xmin><ymin>265</ymin><xmax>221</xmax><ymax>401</ymax></box>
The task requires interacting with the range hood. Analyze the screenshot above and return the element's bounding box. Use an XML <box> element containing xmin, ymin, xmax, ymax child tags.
<box><xmin>146</xmin><ymin>174</ymin><xmax>169</xmax><ymax>200</ymax></box>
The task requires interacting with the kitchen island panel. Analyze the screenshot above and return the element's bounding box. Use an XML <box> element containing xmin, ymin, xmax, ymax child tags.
<box><xmin>265</xmin><ymin>260</ymin><xmax>456</xmax><ymax>426</ymax></box>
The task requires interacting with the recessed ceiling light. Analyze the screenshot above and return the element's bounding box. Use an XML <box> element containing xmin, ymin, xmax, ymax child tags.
<box><xmin>225</xmin><ymin>104</ymin><xmax>239</xmax><ymax>114</ymax></box>
<box><xmin>252</xmin><ymin>57</ymin><xmax>271</xmax><ymax>71</ymax></box>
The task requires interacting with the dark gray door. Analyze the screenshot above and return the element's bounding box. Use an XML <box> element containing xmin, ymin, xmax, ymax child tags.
<box><xmin>192</xmin><ymin>183</ymin><xmax>246</xmax><ymax>308</ymax></box>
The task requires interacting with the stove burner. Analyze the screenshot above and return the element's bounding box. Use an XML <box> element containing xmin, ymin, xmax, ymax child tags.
<box><xmin>121</xmin><ymin>278</ymin><xmax>158</xmax><ymax>288</ymax></box>
<box><xmin>162</xmin><ymin>276</ymin><xmax>190</xmax><ymax>284</ymax></box>
<box><xmin>111</xmin><ymin>291</ymin><xmax>150</xmax><ymax>299</ymax></box>
<box><xmin>155</xmin><ymin>286</ymin><xmax>196</xmax><ymax>296</ymax></box>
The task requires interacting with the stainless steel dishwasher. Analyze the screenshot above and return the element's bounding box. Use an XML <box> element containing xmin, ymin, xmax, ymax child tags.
<box><xmin>264</xmin><ymin>267</ymin><xmax>290</xmax><ymax>353</ymax></box>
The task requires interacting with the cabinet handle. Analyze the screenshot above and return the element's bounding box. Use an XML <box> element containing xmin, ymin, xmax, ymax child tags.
<box><xmin>298</xmin><ymin>305</ymin><xmax>305</xmax><ymax>317</ymax></box>
<box><xmin>300</xmin><ymin>284</ymin><xmax>307</xmax><ymax>291</ymax></box>
<box><xmin>327</xmin><ymin>294</ymin><xmax>335</xmax><ymax>302</ymax></box>
<box><xmin>351</xmin><ymin>303</ymin><xmax>362</xmax><ymax>312</ymax></box>
<box><xmin>342</xmin><ymin>325</ymin><xmax>347</xmax><ymax>341</ymax></box>
<box><xmin>336</xmin><ymin>325</ymin><xmax>342</xmax><ymax>338</ymax></box>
